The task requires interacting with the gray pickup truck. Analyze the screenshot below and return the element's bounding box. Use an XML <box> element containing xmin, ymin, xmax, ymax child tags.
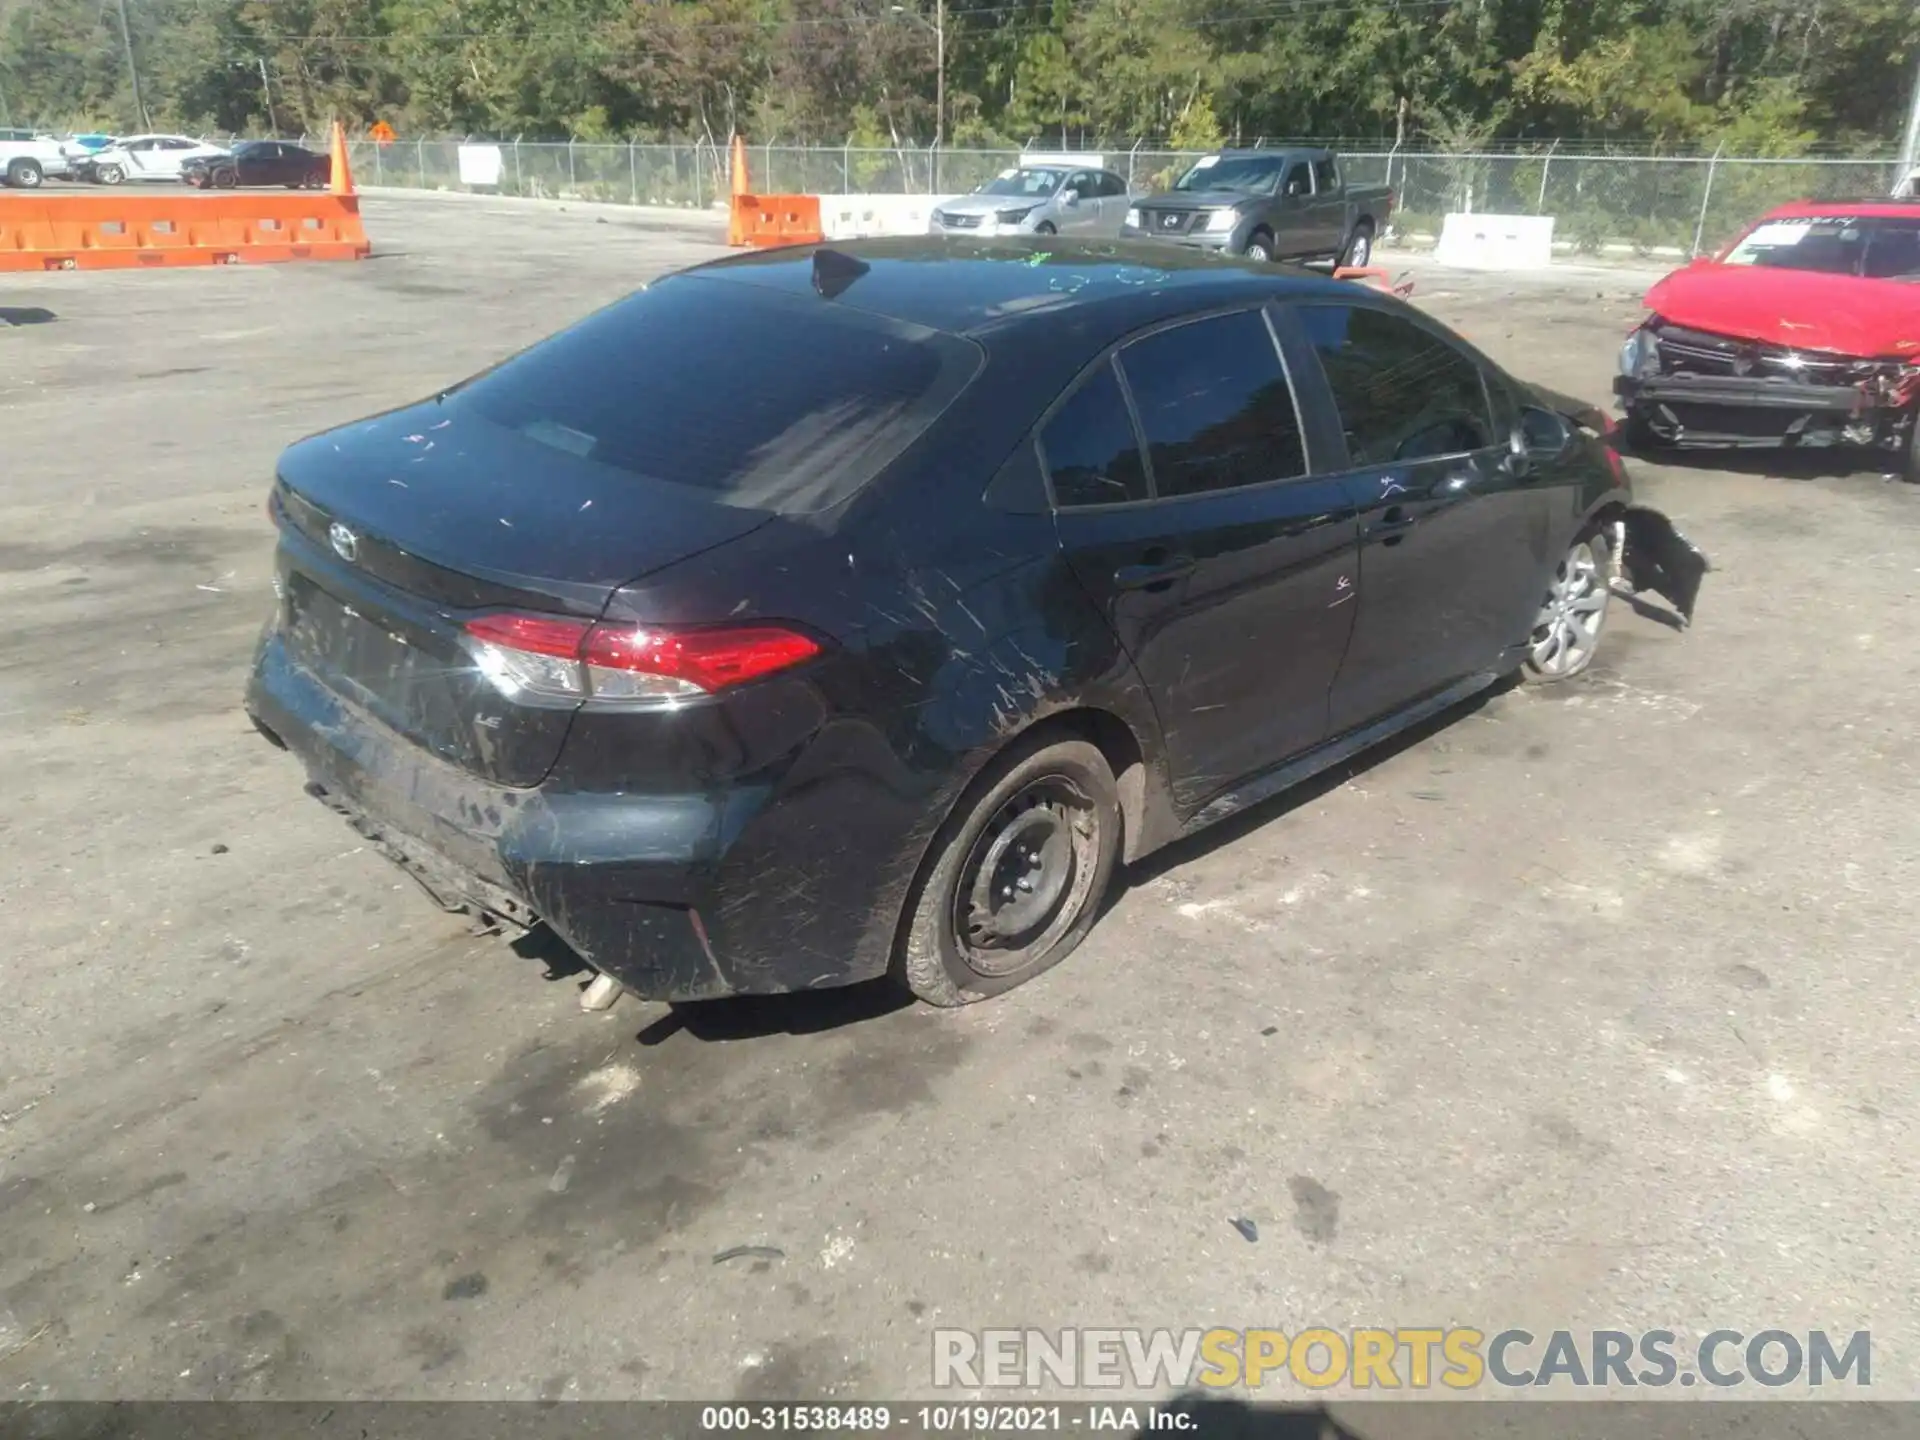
<box><xmin>1122</xmin><ymin>147</ymin><xmax>1393</xmax><ymax>266</ymax></box>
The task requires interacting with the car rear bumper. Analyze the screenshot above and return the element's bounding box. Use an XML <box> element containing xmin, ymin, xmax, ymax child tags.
<box><xmin>246</xmin><ymin>627</ymin><xmax>901</xmax><ymax>1002</ymax></box>
<box><xmin>1615</xmin><ymin>372</ymin><xmax>1875</xmax><ymax>448</ymax></box>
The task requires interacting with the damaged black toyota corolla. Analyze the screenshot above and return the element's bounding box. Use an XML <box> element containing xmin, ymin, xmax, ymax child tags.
<box><xmin>246</xmin><ymin>239</ymin><xmax>1707</xmax><ymax>1007</ymax></box>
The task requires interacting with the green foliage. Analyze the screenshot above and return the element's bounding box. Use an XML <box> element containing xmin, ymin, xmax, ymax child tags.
<box><xmin>0</xmin><ymin>0</ymin><xmax>1908</xmax><ymax>157</ymax></box>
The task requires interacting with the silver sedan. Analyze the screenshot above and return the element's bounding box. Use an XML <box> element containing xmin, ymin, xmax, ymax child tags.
<box><xmin>929</xmin><ymin>164</ymin><xmax>1132</xmax><ymax>239</ymax></box>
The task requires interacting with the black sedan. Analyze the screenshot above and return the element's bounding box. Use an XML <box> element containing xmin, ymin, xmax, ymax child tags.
<box><xmin>246</xmin><ymin>239</ymin><xmax>1706</xmax><ymax>1008</ymax></box>
<box><xmin>185</xmin><ymin>139</ymin><xmax>329</xmax><ymax>190</ymax></box>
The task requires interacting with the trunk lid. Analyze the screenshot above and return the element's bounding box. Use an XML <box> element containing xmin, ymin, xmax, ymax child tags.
<box><xmin>273</xmin><ymin>403</ymin><xmax>772</xmax><ymax>788</ymax></box>
<box><xmin>1646</xmin><ymin>261</ymin><xmax>1920</xmax><ymax>359</ymax></box>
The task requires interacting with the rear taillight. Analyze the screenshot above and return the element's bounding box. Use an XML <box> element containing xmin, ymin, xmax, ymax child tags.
<box><xmin>462</xmin><ymin>613</ymin><xmax>821</xmax><ymax>709</ymax></box>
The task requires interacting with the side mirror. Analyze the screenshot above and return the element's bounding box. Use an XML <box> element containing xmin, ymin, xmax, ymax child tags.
<box><xmin>1511</xmin><ymin>407</ymin><xmax>1572</xmax><ymax>472</ymax></box>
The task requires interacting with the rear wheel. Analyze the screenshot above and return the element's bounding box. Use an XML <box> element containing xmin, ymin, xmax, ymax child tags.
<box><xmin>898</xmin><ymin>736</ymin><xmax>1121</xmax><ymax>1007</ymax></box>
<box><xmin>1034</xmin><ymin>221</ymin><xmax>1057</xmax><ymax>236</ymax></box>
<box><xmin>1243</xmin><ymin>229</ymin><xmax>1274</xmax><ymax>262</ymax></box>
<box><xmin>1341</xmin><ymin>221</ymin><xmax>1374</xmax><ymax>268</ymax></box>
<box><xmin>5</xmin><ymin>158</ymin><xmax>44</xmax><ymax>188</ymax></box>
<box><xmin>1522</xmin><ymin>524</ymin><xmax>1613</xmax><ymax>683</ymax></box>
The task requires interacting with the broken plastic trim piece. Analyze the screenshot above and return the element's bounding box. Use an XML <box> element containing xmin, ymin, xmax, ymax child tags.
<box><xmin>1620</xmin><ymin>505</ymin><xmax>1709</xmax><ymax>625</ymax></box>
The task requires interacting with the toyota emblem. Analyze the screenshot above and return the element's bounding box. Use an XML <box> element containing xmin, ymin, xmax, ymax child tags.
<box><xmin>328</xmin><ymin>521</ymin><xmax>360</xmax><ymax>563</ymax></box>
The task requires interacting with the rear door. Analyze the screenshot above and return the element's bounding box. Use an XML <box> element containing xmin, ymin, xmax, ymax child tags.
<box><xmin>1279</xmin><ymin>301</ymin><xmax>1553</xmax><ymax>734</ymax></box>
<box><xmin>1096</xmin><ymin>170</ymin><xmax>1129</xmax><ymax>233</ymax></box>
<box><xmin>1047</xmin><ymin>308</ymin><xmax>1362</xmax><ymax>811</ymax></box>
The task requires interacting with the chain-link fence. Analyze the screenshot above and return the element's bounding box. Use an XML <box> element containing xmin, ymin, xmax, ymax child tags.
<box><xmin>334</xmin><ymin>138</ymin><xmax>1901</xmax><ymax>257</ymax></box>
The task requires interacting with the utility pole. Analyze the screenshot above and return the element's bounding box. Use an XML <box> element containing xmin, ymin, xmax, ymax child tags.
<box><xmin>258</xmin><ymin>57</ymin><xmax>278</xmax><ymax>135</ymax></box>
<box><xmin>112</xmin><ymin>0</ymin><xmax>149</xmax><ymax>130</ymax></box>
<box><xmin>934</xmin><ymin>0</ymin><xmax>945</xmax><ymax>154</ymax></box>
<box><xmin>1899</xmin><ymin>48</ymin><xmax>1920</xmax><ymax>194</ymax></box>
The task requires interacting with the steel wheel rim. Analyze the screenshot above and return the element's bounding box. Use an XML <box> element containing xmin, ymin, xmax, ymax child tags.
<box><xmin>952</xmin><ymin>776</ymin><xmax>1099</xmax><ymax>977</ymax></box>
<box><xmin>1529</xmin><ymin>539</ymin><xmax>1607</xmax><ymax>675</ymax></box>
<box><xmin>1350</xmin><ymin>232</ymin><xmax>1371</xmax><ymax>266</ymax></box>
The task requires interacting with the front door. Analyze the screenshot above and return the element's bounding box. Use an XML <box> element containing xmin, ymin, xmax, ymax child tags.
<box><xmin>1045</xmin><ymin>309</ymin><xmax>1362</xmax><ymax>813</ymax></box>
<box><xmin>1309</xmin><ymin>156</ymin><xmax>1347</xmax><ymax>257</ymax></box>
<box><xmin>1279</xmin><ymin>301</ymin><xmax>1554</xmax><ymax>733</ymax></box>
<box><xmin>1273</xmin><ymin>160</ymin><xmax>1316</xmax><ymax>258</ymax></box>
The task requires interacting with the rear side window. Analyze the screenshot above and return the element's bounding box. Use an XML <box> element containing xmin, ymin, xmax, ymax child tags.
<box><xmin>1098</xmin><ymin>172</ymin><xmax>1127</xmax><ymax>198</ymax></box>
<box><xmin>1297</xmin><ymin>305</ymin><xmax>1493</xmax><ymax>464</ymax></box>
<box><xmin>1040</xmin><ymin>362</ymin><xmax>1149</xmax><ymax>508</ymax></box>
<box><xmin>448</xmin><ymin>277</ymin><xmax>980</xmax><ymax>513</ymax></box>
<box><xmin>1117</xmin><ymin>310</ymin><xmax>1307</xmax><ymax>498</ymax></box>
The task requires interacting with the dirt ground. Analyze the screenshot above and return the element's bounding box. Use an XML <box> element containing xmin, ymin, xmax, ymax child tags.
<box><xmin>2</xmin><ymin>194</ymin><xmax>1917</xmax><ymax>1405</ymax></box>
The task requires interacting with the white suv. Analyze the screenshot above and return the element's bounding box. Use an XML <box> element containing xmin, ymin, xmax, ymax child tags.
<box><xmin>85</xmin><ymin>134</ymin><xmax>228</xmax><ymax>185</ymax></box>
<box><xmin>0</xmin><ymin>129</ymin><xmax>72</xmax><ymax>188</ymax></box>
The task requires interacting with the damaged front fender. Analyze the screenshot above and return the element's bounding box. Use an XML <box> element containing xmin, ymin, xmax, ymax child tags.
<box><xmin>1620</xmin><ymin>505</ymin><xmax>1709</xmax><ymax>625</ymax></box>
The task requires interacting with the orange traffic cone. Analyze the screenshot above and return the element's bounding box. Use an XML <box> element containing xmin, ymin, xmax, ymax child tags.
<box><xmin>730</xmin><ymin>134</ymin><xmax>749</xmax><ymax>197</ymax></box>
<box><xmin>329</xmin><ymin>119</ymin><xmax>356</xmax><ymax>196</ymax></box>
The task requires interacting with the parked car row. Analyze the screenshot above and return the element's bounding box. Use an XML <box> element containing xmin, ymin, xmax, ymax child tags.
<box><xmin>929</xmin><ymin>147</ymin><xmax>1393</xmax><ymax>267</ymax></box>
<box><xmin>0</xmin><ymin>131</ymin><xmax>330</xmax><ymax>189</ymax></box>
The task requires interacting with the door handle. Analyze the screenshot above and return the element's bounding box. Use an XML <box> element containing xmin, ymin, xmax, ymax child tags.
<box><xmin>1365</xmin><ymin>504</ymin><xmax>1419</xmax><ymax>542</ymax></box>
<box><xmin>1113</xmin><ymin>551</ymin><xmax>1196</xmax><ymax>591</ymax></box>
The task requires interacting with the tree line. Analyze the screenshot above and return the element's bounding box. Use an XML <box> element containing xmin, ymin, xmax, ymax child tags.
<box><xmin>1</xmin><ymin>0</ymin><xmax>1912</xmax><ymax>156</ymax></box>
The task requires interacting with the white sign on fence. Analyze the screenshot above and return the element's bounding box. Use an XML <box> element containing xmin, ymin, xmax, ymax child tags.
<box><xmin>1021</xmin><ymin>152</ymin><xmax>1104</xmax><ymax>170</ymax></box>
<box><xmin>1434</xmin><ymin>212</ymin><xmax>1556</xmax><ymax>270</ymax></box>
<box><xmin>457</xmin><ymin>144</ymin><xmax>504</xmax><ymax>188</ymax></box>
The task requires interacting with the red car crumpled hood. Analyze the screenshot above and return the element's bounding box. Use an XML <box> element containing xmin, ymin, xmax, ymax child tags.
<box><xmin>1646</xmin><ymin>261</ymin><xmax>1920</xmax><ymax>359</ymax></box>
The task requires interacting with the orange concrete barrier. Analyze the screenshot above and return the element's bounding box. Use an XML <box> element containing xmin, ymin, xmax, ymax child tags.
<box><xmin>0</xmin><ymin>191</ymin><xmax>370</xmax><ymax>271</ymax></box>
<box><xmin>1334</xmin><ymin>264</ymin><xmax>1416</xmax><ymax>298</ymax></box>
<box><xmin>0</xmin><ymin>118</ymin><xmax>371</xmax><ymax>272</ymax></box>
<box><xmin>731</xmin><ymin>193</ymin><xmax>824</xmax><ymax>249</ymax></box>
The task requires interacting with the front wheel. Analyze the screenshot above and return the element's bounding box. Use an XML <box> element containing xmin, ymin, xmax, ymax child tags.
<box><xmin>1902</xmin><ymin>410</ymin><xmax>1920</xmax><ymax>484</ymax></box>
<box><xmin>1034</xmin><ymin>221</ymin><xmax>1057</xmax><ymax>236</ymax></box>
<box><xmin>1243</xmin><ymin>230</ymin><xmax>1274</xmax><ymax>263</ymax></box>
<box><xmin>215</xmin><ymin>170</ymin><xmax>238</xmax><ymax>190</ymax></box>
<box><xmin>898</xmin><ymin>736</ymin><xmax>1121</xmax><ymax>1007</ymax></box>
<box><xmin>1522</xmin><ymin>525</ymin><xmax>1613</xmax><ymax>683</ymax></box>
<box><xmin>1342</xmin><ymin>222</ymin><xmax>1374</xmax><ymax>268</ymax></box>
<box><xmin>97</xmin><ymin>164</ymin><xmax>125</xmax><ymax>185</ymax></box>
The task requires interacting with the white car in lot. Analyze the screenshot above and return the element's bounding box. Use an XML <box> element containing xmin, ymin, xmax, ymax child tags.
<box><xmin>84</xmin><ymin>134</ymin><xmax>228</xmax><ymax>185</ymax></box>
<box><xmin>0</xmin><ymin>128</ymin><xmax>74</xmax><ymax>188</ymax></box>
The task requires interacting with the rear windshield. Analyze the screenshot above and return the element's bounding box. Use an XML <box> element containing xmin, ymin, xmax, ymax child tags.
<box><xmin>1173</xmin><ymin>155</ymin><xmax>1283</xmax><ymax>194</ymax></box>
<box><xmin>1724</xmin><ymin>216</ymin><xmax>1920</xmax><ymax>280</ymax></box>
<box><xmin>446</xmin><ymin>276</ymin><xmax>981</xmax><ymax>513</ymax></box>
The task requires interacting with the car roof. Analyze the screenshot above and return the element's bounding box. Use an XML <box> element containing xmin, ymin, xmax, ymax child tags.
<box><xmin>1762</xmin><ymin>198</ymin><xmax>1920</xmax><ymax>221</ymax></box>
<box><xmin>683</xmin><ymin>237</ymin><xmax>1363</xmax><ymax>343</ymax></box>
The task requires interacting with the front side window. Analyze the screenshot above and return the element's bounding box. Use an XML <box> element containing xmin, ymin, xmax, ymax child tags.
<box><xmin>1282</xmin><ymin>163</ymin><xmax>1311</xmax><ymax>198</ymax></box>
<box><xmin>1297</xmin><ymin>305</ymin><xmax>1494</xmax><ymax>465</ymax></box>
<box><xmin>1313</xmin><ymin>157</ymin><xmax>1338</xmax><ymax>193</ymax></box>
<box><xmin>1117</xmin><ymin>310</ymin><xmax>1307</xmax><ymax>498</ymax></box>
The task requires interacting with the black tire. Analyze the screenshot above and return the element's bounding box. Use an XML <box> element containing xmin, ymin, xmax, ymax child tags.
<box><xmin>97</xmin><ymin>164</ymin><xmax>125</xmax><ymax>185</ymax></box>
<box><xmin>1521</xmin><ymin>521</ymin><xmax>1614</xmax><ymax>685</ymax></box>
<box><xmin>1034</xmin><ymin>221</ymin><xmax>1057</xmax><ymax>236</ymax></box>
<box><xmin>1902</xmin><ymin>410</ymin><xmax>1920</xmax><ymax>484</ymax></box>
<box><xmin>5</xmin><ymin>158</ymin><xmax>44</xmax><ymax>189</ymax></box>
<box><xmin>1341</xmin><ymin>220</ymin><xmax>1374</xmax><ymax>268</ymax></box>
<box><xmin>1243</xmin><ymin>229</ymin><xmax>1274</xmax><ymax>263</ymax></box>
<box><xmin>215</xmin><ymin>169</ymin><xmax>238</xmax><ymax>190</ymax></box>
<box><xmin>898</xmin><ymin>735</ymin><xmax>1121</xmax><ymax>1007</ymax></box>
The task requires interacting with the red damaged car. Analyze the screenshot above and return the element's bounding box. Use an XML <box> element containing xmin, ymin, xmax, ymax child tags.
<box><xmin>1615</xmin><ymin>199</ymin><xmax>1920</xmax><ymax>479</ymax></box>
